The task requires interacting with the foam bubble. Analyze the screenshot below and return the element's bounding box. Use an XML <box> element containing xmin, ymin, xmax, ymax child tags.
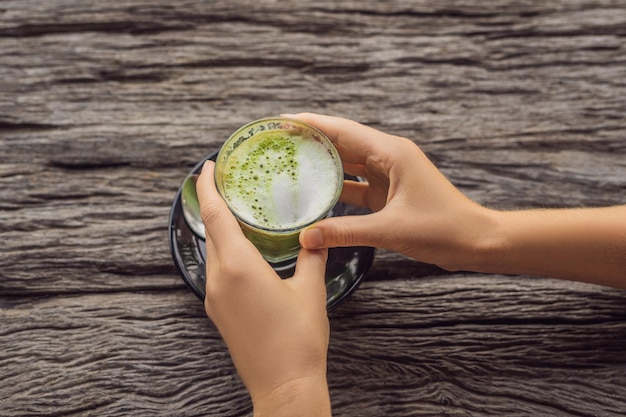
<box><xmin>221</xmin><ymin>129</ymin><xmax>341</xmax><ymax>229</ymax></box>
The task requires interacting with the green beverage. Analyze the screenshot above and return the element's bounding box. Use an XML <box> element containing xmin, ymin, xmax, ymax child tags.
<box><xmin>215</xmin><ymin>117</ymin><xmax>343</xmax><ymax>264</ymax></box>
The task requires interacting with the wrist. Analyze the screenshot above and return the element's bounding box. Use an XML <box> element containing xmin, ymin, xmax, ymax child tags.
<box><xmin>465</xmin><ymin>206</ymin><xmax>626</xmax><ymax>286</ymax></box>
<box><xmin>452</xmin><ymin>204</ymin><xmax>508</xmax><ymax>274</ymax></box>
<box><xmin>252</xmin><ymin>374</ymin><xmax>331</xmax><ymax>417</ymax></box>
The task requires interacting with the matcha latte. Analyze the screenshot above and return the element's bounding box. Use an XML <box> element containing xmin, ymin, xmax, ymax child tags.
<box><xmin>215</xmin><ymin>118</ymin><xmax>343</xmax><ymax>263</ymax></box>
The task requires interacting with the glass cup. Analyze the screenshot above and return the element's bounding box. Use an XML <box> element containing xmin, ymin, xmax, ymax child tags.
<box><xmin>214</xmin><ymin>117</ymin><xmax>343</xmax><ymax>264</ymax></box>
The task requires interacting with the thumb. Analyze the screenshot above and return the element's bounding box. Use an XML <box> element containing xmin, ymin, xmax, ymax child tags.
<box><xmin>292</xmin><ymin>247</ymin><xmax>329</xmax><ymax>298</ymax></box>
<box><xmin>299</xmin><ymin>213</ymin><xmax>382</xmax><ymax>249</ymax></box>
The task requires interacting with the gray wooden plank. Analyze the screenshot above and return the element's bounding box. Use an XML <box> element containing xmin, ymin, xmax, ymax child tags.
<box><xmin>1</xmin><ymin>278</ymin><xmax>626</xmax><ymax>416</ymax></box>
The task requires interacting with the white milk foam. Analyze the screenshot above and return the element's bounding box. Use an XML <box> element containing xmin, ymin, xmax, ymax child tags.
<box><xmin>222</xmin><ymin>131</ymin><xmax>341</xmax><ymax>230</ymax></box>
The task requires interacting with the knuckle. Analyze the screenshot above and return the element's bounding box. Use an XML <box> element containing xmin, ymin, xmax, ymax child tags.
<box><xmin>199</xmin><ymin>201</ymin><xmax>225</xmax><ymax>227</ymax></box>
<box><xmin>203</xmin><ymin>294</ymin><xmax>214</xmax><ymax>315</ymax></box>
<box><xmin>204</xmin><ymin>263</ymin><xmax>246</xmax><ymax>301</ymax></box>
<box><xmin>331</xmin><ymin>218</ymin><xmax>357</xmax><ymax>246</ymax></box>
<box><xmin>217</xmin><ymin>262</ymin><xmax>244</xmax><ymax>279</ymax></box>
<box><xmin>204</xmin><ymin>273</ymin><xmax>219</xmax><ymax>305</ymax></box>
<box><xmin>203</xmin><ymin>276</ymin><xmax>226</xmax><ymax>313</ymax></box>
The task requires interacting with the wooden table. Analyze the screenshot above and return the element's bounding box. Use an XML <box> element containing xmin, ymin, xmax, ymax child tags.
<box><xmin>2</xmin><ymin>1</ymin><xmax>625</xmax><ymax>415</ymax></box>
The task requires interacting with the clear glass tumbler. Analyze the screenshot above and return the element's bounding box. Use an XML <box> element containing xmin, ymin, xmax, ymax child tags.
<box><xmin>214</xmin><ymin>117</ymin><xmax>343</xmax><ymax>264</ymax></box>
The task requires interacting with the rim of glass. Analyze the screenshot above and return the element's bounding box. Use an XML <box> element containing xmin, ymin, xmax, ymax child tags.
<box><xmin>214</xmin><ymin>117</ymin><xmax>344</xmax><ymax>233</ymax></box>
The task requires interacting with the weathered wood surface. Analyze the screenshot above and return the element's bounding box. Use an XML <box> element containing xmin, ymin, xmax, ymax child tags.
<box><xmin>1</xmin><ymin>1</ymin><xmax>625</xmax><ymax>416</ymax></box>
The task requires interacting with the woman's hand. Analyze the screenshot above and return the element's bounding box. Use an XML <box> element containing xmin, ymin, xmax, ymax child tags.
<box><xmin>196</xmin><ymin>161</ymin><xmax>332</xmax><ymax>417</ymax></box>
<box><xmin>293</xmin><ymin>112</ymin><xmax>494</xmax><ymax>273</ymax></box>
<box><xmin>293</xmin><ymin>113</ymin><xmax>626</xmax><ymax>287</ymax></box>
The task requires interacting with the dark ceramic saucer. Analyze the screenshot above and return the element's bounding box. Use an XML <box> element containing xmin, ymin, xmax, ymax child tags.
<box><xmin>168</xmin><ymin>151</ymin><xmax>375</xmax><ymax>311</ymax></box>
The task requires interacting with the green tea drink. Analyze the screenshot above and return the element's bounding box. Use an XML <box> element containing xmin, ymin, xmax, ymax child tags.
<box><xmin>215</xmin><ymin>118</ymin><xmax>343</xmax><ymax>264</ymax></box>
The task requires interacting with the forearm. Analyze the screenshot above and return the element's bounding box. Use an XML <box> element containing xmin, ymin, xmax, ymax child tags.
<box><xmin>473</xmin><ymin>205</ymin><xmax>626</xmax><ymax>288</ymax></box>
<box><xmin>252</xmin><ymin>375</ymin><xmax>332</xmax><ymax>417</ymax></box>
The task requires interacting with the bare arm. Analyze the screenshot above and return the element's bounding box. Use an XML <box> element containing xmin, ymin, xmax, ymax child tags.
<box><xmin>476</xmin><ymin>206</ymin><xmax>626</xmax><ymax>288</ymax></box>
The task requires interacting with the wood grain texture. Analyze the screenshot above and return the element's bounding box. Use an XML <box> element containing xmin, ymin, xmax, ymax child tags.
<box><xmin>2</xmin><ymin>279</ymin><xmax>626</xmax><ymax>416</ymax></box>
<box><xmin>1</xmin><ymin>0</ymin><xmax>625</xmax><ymax>415</ymax></box>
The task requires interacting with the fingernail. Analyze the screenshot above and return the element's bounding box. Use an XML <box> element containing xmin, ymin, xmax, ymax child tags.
<box><xmin>280</xmin><ymin>113</ymin><xmax>297</xmax><ymax>118</ymax></box>
<box><xmin>302</xmin><ymin>228</ymin><xmax>324</xmax><ymax>249</ymax></box>
<box><xmin>201</xmin><ymin>160</ymin><xmax>212</xmax><ymax>172</ymax></box>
